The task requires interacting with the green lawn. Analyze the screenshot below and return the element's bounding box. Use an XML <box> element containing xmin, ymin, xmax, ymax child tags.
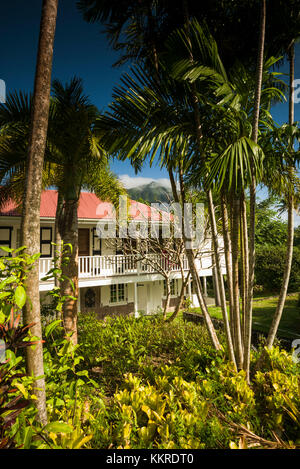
<box><xmin>190</xmin><ymin>293</ymin><xmax>300</xmax><ymax>339</ymax></box>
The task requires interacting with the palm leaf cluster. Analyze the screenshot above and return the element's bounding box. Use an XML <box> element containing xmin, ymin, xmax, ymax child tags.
<box><xmin>94</xmin><ymin>17</ymin><xmax>299</xmax><ymax>374</ymax></box>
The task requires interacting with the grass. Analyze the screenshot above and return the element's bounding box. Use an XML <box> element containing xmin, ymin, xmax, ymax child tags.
<box><xmin>190</xmin><ymin>293</ymin><xmax>300</xmax><ymax>340</ymax></box>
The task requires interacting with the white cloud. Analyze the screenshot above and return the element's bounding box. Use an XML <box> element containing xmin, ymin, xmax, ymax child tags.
<box><xmin>119</xmin><ymin>174</ymin><xmax>171</xmax><ymax>189</ymax></box>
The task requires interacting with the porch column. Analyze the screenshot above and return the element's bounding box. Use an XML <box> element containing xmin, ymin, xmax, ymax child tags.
<box><xmin>203</xmin><ymin>276</ymin><xmax>207</xmax><ymax>297</ymax></box>
<box><xmin>77</xmin><ymin>288</ymin><xmax>81</xmax><ymax>313</ymax></box>
<box><xmin>188</xmin><ymin>275</ymin><xmax>192</xmax><ymax>299</ymax></box>
<box><xmin>134</xmin><ymin>281</ymin><xmax>138</xmax><ymax>318</ymax></box>
<box><xmin>212</xmin><ymin>267</ymin><xmax>221</xmax><ymax>306</ymax></box>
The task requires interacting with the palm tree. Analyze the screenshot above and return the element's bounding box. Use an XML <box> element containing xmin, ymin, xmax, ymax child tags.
<box><xmin>96</xmin><ymin>55</ymin><xmax>225</xmax><ymax>350</ymax></box>
<box><xmin>0</xmin><ymin>79</ymin><xmax>125</xmax><ymax>345</ymax></box>
<box><xmin>264</xmin><ymin>35</ymin><xmax>300</xmax><ymax>349</ymax></box>
<box><xmin>49</xmin><ymin>78</ymin><xmax>126</xmax><ymax>343</ymax></box>
<box><xmin>167</xmin><ymin>17</ymin><xmax>286</xmax><ymax>373</ymax></box>
<box><xmin>21</xmin><ymin>0</ymin><xmax>59</xmax><ymax>426</ymax></box>
<box><xmin>243</xmin><ymin>0</ymin><xmax>266</xmax><ymax>380</ymax></box>
<box><xmin>261</xmin><ymin>123</ymin><xmax>300</xmax><ymax>348</ymax></box>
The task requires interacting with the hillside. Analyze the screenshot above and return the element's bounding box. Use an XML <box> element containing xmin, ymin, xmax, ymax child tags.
<box><xmin>127</xmin><ymin>181</ymin><xmax>173</xmax><ymax>204</ymax></box>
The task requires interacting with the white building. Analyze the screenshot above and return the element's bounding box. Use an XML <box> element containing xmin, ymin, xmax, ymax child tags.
<box><xmin>0</xmin><ymin>190</ymin><xmax>225</xmax><ymax>318</ymax></box>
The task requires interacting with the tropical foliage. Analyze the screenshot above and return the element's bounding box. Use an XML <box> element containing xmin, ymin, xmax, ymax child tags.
<box><xmin>1</xmin><ymin>0</ymin><xmax>300</xmax><ymax>448</ymax></box>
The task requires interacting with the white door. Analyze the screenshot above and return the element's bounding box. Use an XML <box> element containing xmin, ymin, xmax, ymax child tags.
<box><xmin>137</xmin><ymin>284</ymin><xmax>148</xmax><ymax>314</ymax></box>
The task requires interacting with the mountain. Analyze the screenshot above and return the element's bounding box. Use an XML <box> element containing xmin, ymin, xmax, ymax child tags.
<box><xmin>127</xmin><ymin>181</ymin><xmax>173</xmax><ymax>204</ymax></box>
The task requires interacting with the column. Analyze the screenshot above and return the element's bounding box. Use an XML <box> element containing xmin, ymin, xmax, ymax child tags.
<box><xmin>188</xmin><ymin>275</ymin><xmax>194</xmax><ymax>307</ymax></box>
<box><xmin>134</xmin><ymin>281</ymin><xmax>138</xmax><ymax>318</ymax></box>
<box><xmin>203</xmin><ymin>276</ymin><xmax>207</xmax><ymax>297</ymax></box>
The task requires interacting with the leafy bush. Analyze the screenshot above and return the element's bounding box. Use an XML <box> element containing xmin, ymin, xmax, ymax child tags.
<box><xmin>1</xmin><ymin>249</ymin><xmax>299</xmax><ymax>449</ymax></box>
<box><xmin>77</xmin><ymin>313</ymin><xmax>219</xmax><ymax>390</ymax></box>
<box><xmin>78</xmin><ymin>313</ymin><xmax>300</xmax><ymax>449</ymax></box>
<box><xmin>0</xmin><ymin>248</ymin><xmax>97</xmax><ymax>449</ymax></box>
<box><xmin>0</xmin><ymin>248</ymin><xmax>42</xmax><ymax>448</ymax></box>
<box><xmin>255</xmin><ymin>245</ymin><xmax>300</xmax><ymax>292</ymax></box>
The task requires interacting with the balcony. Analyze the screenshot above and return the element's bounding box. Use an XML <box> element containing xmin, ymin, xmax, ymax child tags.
<box><xmin>39</xmin><ymin>254</ymin><xmax>190</xmax><ymax>282</ymax></box>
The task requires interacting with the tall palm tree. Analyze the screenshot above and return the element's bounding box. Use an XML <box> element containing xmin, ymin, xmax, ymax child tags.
<box><xmin>0</xmin><ymin>79</ymin><xmax>125</xmax><ymax>345</ymax></box>
<box><xmin>21</xmin><ymin>0</ymin><xmax>59</xmax><ymax>426</ymax></box>
<box><xmin>96</xmin><ymin>15</ymin><xmax>288</xmax><ymax>373</ymax></box>
<box><xmin>243</xmin><ymin>0</ymin><xmax>266</xmax><ymax>380</ymax></box>
<box><xmin>49</xmin><ymin>78</ymin><xmax>125</xmax><ymax>343</ymax></box>
<box><xmin>265</xmin><ymin>34</ymin><xmax>300</xmax><ymax>349</ymax></box>
<box><xmin>97</xmin><ymin>58</ymin><xmax>224</xmax><ymax>351</ymax></box>
<box><xmin>261</xmin><ymin>123</ymin><xmax>300</xmax><ymax>348</ymax></box>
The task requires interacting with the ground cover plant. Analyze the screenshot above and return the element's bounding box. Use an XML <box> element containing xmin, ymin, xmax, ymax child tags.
<box><xmin>0</xmin><ymin>250</ymin><xmax>299</xmax><ymax>450</ymax></box>
<box><xmin>1</xmin><ymin>296</ymin><xmax>300</xmax><ymax>449</ymax></box>
<box><xmin>77</xmin><ymin>313</ymin><xmax>300</xmax><ymax>449</ymax></box>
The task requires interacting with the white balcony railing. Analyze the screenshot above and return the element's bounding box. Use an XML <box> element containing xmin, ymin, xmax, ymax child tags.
<box><xmin>39</xmin><ymin>254</ymin><xmax>190</xmax><ymax>281</ymax></box>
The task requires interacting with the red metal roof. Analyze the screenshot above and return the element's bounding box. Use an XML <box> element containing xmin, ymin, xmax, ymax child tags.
<box><xmin>0</xmin><ymin>189</ymin><xmax>169</xmax><ymax>222</ymax></box>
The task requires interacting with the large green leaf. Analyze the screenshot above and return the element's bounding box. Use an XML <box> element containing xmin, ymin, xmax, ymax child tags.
<box><xmin>14</xmin><ymin>285</ymin><xmax>27</xmax><ymax>309</ymax></box>
<box><xmin>44</xmin><ymin>422</ymin><xmax>73</xmax><ymax>434</ymax></box>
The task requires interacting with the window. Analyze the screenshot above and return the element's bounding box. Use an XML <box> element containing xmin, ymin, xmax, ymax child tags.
<box><xmin>163</xmin><ymin>279</ymin><xmax>177</xmax><ymax>297</ymax></box>
<box><xmin>84</xmin><ymin>288</ymin><xmax>96</xmax><ymax>308</ymax></box>
<box><xmin>40</xmin><ymin>227</ymin><xmax>52</xmax><ymax>258</ymax></box>
<box><xmin>110</xmin><ymin>285</ymin><xmax>117</xmax><ymax>303</ymax></box>
<box><xmin>110</xmin><ymin>283</ymin><xmax>126</xmax><ymax>303</ymax></box>
<box><xmin>92</xmin><ymin>227</ymin><xmax>101</xmax><ymax>255</ymax></box>
<box><xmin>0</xmin><ymin>227</ymin><xmax>12</xmax><ymax>256</ymax></box>
<box><xmin>118</xmin><ymin>283</ymin><xmax>125</xmax><ymax>302</ymax></box>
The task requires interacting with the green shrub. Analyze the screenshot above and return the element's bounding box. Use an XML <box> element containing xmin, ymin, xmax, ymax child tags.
<box><xmin>1</xmin><ymin>249</ymin><xmax>299</xmax><ymax>449</ymax></box>
<box><xmin>255</xmin><ymin>245</ymin><xmax>300</xmax><ymax>292</ymax></box>
<box><xmin>77</xmin><ymin>313</ymin><xmax>219</xmax><ymax>390</ymax></box>
<box><xmin>79</xmin><ymin>313</ymin><xmax>300</xmax><ymax>449</ymax></box>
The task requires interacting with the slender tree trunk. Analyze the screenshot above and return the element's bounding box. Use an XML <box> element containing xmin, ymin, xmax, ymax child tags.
<box><xmin>54</xmin><ymin>188</ymin><xmax>64</xmax><ymax>289</ymax></box>
<box><xmin>231</xmin><ymin>194</ymin><xmax>244</xmax><ymax>370</ymax></box>
<box><xmin>212</xmin><ymin>259</ymin><xmax>221</xmax><ymax>306</ymax></box>
<box><xmin>168</xmin><ymin>168</ymin><xmax>221</xmax><ymax>350</ymax></box>
<box><xmin>167</xmin><ymin>265</ymin><xmax>190</xmax><ymax>323</ymax></box>
<box><xmin>60</xmin><ymin>197</ymin><xmax>79</xmax><ymax>344</ymax></box>
<box><xmin>207</xmin><ymin>191</ymin><xmax>236</xmax><ymax>368</ymax></box>
<box><xmin>21</xmin><ymin>0</ymin><xmax>58</xmax><ymax>426</ymax></box>
<box><xmin>244</xmin><ymin>0</ymin><xmax>266</xmax><ymax>380</ymax></box>
<box><xmin>220</xmin><ymin>192</ymin><xmax>234</xmax><ymax>338</ymax></box>
<box><xmin>146</xmin><ymin>0</ymin><xmax>220</xmax><ymax>349</ymax></box>
<box><xmin>240</xmin><ymin>192</ymin><xmax>249</xmax><ymax>343</ymax></box>
<box><xmin>182</xmin><ymin>0</ymin><xmax>236</xmax><ymax>358</ymax></box>
<box><xmin>163</xmin><ymin>278</ymin><xmax>171</xmax><ymax>320</ymax></box>
<box><xmin>266</xmin><ymin>42</ymin><xmax>295</xmax><ymax>348</ymax></box>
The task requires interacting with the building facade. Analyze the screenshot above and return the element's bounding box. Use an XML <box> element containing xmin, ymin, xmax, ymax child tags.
<box><xmin>0</xmin><ymin>190</ymin><xmax>225</xmax><ymax>319</ymax></box>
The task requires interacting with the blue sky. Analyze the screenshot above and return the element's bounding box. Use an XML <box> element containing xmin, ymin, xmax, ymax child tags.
<box><xmin>1</xmin><ymin>0</ymin><xmax>299</xmax><ymax>190</ymax></box>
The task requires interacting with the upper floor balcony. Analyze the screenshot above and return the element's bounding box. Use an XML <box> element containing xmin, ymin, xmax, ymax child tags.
<box><xmin>39</xmin><ymin>253</ymin><xmax>191</xmax><ymax>283</ymax></box>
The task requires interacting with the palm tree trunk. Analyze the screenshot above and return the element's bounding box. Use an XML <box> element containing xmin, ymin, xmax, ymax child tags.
<box><xmin>240</xmin><ymin>193</ymin><xmax>249</xmax><ymax>343</ymax></box>
<box><xmin>266</xmin><ymin>199</ymin><xmax>294</xmax><ymax>347</ymax></box>
<box><xmin>54</xmin><ymin>187</ymin><xmax>64</xmax><ymax>289</ymax></box>
<box><xmin>212</xmin><ymin>258</ymin><xmax>221</xmax><ymax>307</ymax></box>
<box><xmin>207</xmin><ymin>190</ymin><xmax>236</xmax><ymax>367</ymax></box>
<box><xmin>231</xmin><ymin>194</ymin><xmax>244</xmax><ymax>370</ymax></box>
<box><xmin>167</xmin><ymin>263</ymin><xmax>190</xmax><ymax>323</ymax></box>
<box><xmin>266</xmin><ymin>42</ymin><xmax>295</xmax><ymax>348</ymax></box>
<box><xmin>21</xmin><ymin>0</ymin><xmax>58</xmax><ymax>426</ymax></box>
<box><xmin>244</xmin><ymin>0</ymin><xmax>266</xmax><ymax>380</ymax></box>
<box><xmin>220</xmin><ymin>192</ymin><xmax>234</xmax><ymax>338</ymax></box>
<box><xmin>168</xmin><ymin>167</ymin><xmax>221</xmax><ymax>350</ymax></box>
<box><xmin>182</xmin><ymin>0</ymin><xmax>236</xmax><ymax>358</ymax></box>
<box><xmin>60</xmin><ymin>197</ymin><xmax>79</xmax><ymax>344</ymax></box>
